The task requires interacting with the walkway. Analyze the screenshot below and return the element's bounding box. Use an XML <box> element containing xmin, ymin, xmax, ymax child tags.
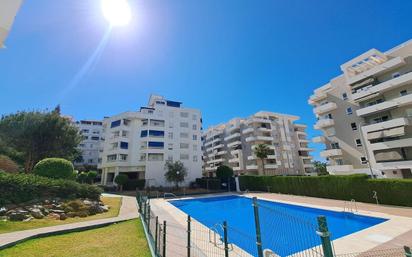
<box><xmin>0</xmin><ymin>194</ymin><xmax>139</xmax><ymax>250</ymax></box>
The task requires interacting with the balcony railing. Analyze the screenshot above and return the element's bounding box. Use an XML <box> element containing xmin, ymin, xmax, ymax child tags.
<box><xmin>314</xmin><ymin>119</ymin><xmax>335</xmax><ymax>130</ymax></box>
<box><xmin>356</xmin><ymin>94</ymin><xmax>412</xmax><ymax>117</ymax></box>
<box><xmin>320</xmin><ymin>149</ymin><xmax>343</xmax><ymax>158</ymax></box>
<box><xmin>313</xmin><ymin>102</ymin><xmax>337</xmax><ymax>115</ymax></box>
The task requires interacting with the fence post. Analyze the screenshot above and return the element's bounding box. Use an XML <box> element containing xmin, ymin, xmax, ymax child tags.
<box><xmin>317</xmin><ymin>216</ymin><xmax>334</xmax><ymax>257</ymax></box>
<box><xmin>223</xmin><ymin>221</ymin><xmax>229</xmax><ymax>257</ymax></box>
<box><xmin>143</xmin><ymin>201</ymin><xmax>147</xmax><ymax>223</ymax></box>
<box><xmin>405</xmin><ymin>246</ymin><xmax>412</xmax><ymax>257</ymax></box>
<box><xmin>252</xmin><ymin>197</ymin><xmax>264</xmax><ymax>257</ymax></box>
<box><xmin>147</xmin><ymin>204</ymin><xmax>151</xmax><ymax>231</ymax></box>
<box><xmin>187</xmin><ymin>215</ymin><xmax>191</xmax><ymax>257</ymax></box>
<box><xmin>163</xmin><ymin>220</ymin><xmax>167</xmax><ymax>257</ymax></box>
<box><xmin>154</xmin><ymin>216</ymin><xmax>159</xmax><ymax>255</ymax></box>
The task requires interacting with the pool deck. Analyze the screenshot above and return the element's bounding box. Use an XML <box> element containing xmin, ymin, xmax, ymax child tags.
<box><xmin>151</xmin><ymin>192</ymin><xmax>412</xmax><ymax>256</ymax></box>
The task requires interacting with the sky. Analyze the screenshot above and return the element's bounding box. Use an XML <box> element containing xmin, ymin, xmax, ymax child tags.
<box><xmin>1</xmin><ymin>0</ymin><xmax>412</xmax><ymax>160</ymax></box>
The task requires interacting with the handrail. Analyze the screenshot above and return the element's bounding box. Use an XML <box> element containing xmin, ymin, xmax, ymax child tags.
<box><xmin>163</xmin><ymin>192</ymin><xmax>178</xmax><ymax>199</ymax></box>
<box><xmin>343</xmin><ymin>199</ymin><xmax>358</xmax><ymax>213</ymax></box>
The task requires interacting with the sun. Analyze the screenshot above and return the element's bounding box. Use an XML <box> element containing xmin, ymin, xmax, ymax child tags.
<box><xmin>101</xmin><ymin>0</ymin><xmax>132</xmax><ymax>27</ymax></box>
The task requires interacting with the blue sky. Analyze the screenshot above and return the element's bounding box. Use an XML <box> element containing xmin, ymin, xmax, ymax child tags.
<box><xmin>1</xmin><ymin>0</ymin><xmax>412</xmax><ymax>160</ymax></box>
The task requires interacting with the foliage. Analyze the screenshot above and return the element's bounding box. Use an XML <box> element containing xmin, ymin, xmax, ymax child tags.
<box><xmin>0</xmin><ymin>171</ymin><xmax>102</xmax><ymax>205</ymax></box>
<box><xmin>77</xmin><ymin>172</ymin><xmax>88</xmax><ymax>183</ymax></box>
<box><xmin>253</xmin><ymin>144</ymin><xmax>272</xmax><ymax>175</ymax></box>
<box><xmin>123</xmin><ymin>179</ymin><xmax>146</xmax><ymax>190</ymax></box>
<box><xmin>164</xmin><ymin>160</ymin><xmax>187</xmax><ymax>188</ymax></box>
<box><xmin>313</xmin><ymin>161</ymin><xmax>328</xmax><ymax>176</ymax></box>
<box><xmin>239</xmin><ymin>174</ymin><xmax>412</xmax><ymax>207</ymax></box>
<box><xmin>114</xmin><ymin>174</ymin><xmax>129</xmax><ymax>191</ymax></box>
<box><xmin>0</xmin><ymin>154</ymin><xmax>19</xmax><ymax>173</ymax></box>
<box><xmin>216</xmin><ymin>165</ymin><xmax>234</xmax><ymax>182</ymax></box>
<box><xmin>33</xmin><ymin>158</ymin><xmax>75</xmax><ymax>180</ymax></box>
<box><xmin>195</xmin><ymin>178</ymin><xmax>221</xmax><ymax>190</ymax></box>
<box><xmin>0</xmin><ymin>110</ymin><xmax>81</xmax><ymax>172</ymax></box>
<box><xmin>87</xmin><ymin>171</ymin><xmax>98</xmax><ymax>183</ymax></box>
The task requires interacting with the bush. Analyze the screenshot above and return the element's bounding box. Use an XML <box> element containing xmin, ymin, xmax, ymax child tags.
<box><xmin>114</xmin><ymin>174</ymin><xmax>129</xmax><ymax>191</ymax></box>
<box><xmin>0</xmin><ymin>171</ymin><xmax>102</xmax><ymax>205</ymax></box>
<box><xmin>33</xmin><ymin>158</ymin><xmax>74</xmax><ymax>180</ymax></box>
<box><xmin>123</xmin><ymin>179</ymin><xmax>145</xmax><ymax>191</ymax></box>
<box><xmin>195</xmin><ymin>178</ymin><xmax>221</xmax><ymax>190</ymax></box>
<box><xmin>0</xmin><ymin>155</ymin><xmax>19</xmax><ymax>173</ymax></box>
<box><xmin>239</xmin><ymin>174</ymin><xmax>412</xmax><ymax>207</ymax></box>
<box><xmin>87</xmin><ymin>171</ymin><xmax>98</xmax><ymax>184</ymax></box>
<box><xmin>216</xmin><ymin>165</ymin><xmax>234</xmax><ymax>182</ymax></box>
<box><xmin>77</xmin><ymin>172</ymin><xmax>88</xmax><ymax>183</ymax></box>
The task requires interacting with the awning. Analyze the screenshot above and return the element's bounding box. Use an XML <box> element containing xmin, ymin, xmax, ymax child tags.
<box><xmin>374</xmin><ymin>149</ymin><xmax>404</xmax><ymax>162</ymax></box>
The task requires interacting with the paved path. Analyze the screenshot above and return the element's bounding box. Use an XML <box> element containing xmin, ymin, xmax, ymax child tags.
<box><xmin>0</xmin><ymin>195</ymin><xmax>139</xmax><ymax>250</ymax></box>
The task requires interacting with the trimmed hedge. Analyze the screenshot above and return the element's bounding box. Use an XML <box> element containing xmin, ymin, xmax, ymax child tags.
<box><xmin>0</xmin><ymin>171</ymin><xmax>102</xmax><ymax>205</ymax></box>
<box><xmin>33</xmin><ymin>158</ymin><xmax>74</xmax><ymax>180</ymax></box>
<box><xmin>124</xmin><ymin>179</ymin><xmax>146</xmax><ymax>191</ymax></box>
<box><xmin>195</xmin><ymin>178</ymin><xmax>221</xmax><ymax>190</ymax></box>
<box><xmin>239</xmin><ymin>174</ymin><xmax>412</xmax><ymax>207</ymax></box>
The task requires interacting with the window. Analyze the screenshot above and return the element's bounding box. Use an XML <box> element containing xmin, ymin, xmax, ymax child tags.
<box><xmin>168</xmin><ymin>155</ymin><xmax>173</xmax><ymax>161</ymax></box>
<box><xmin>346</xmin><ymin>107</ymin><xmax>353</xmax><ymax>115</ymax></box>
<box><xmin>168</xmin><ymin>143</ymin><xmax>173</xmax><ymax>150</ymax></box>
<box><xmin>192</xmin><ymin>114</ymin><xmax>197</xmax><ymax>121</ymax></box>
<box><xmin>91</xmin><ymin>136</ymin><xmax>99</xmax><ymax>140</ymax></box>
<box><xmin>360</xmin><ymin>157</ymin><xmax>368</xmax><ymax>164</ymax></box>
<box><xmin>119</xmin><ymin>154</ymin><xmax>128</xmax><ymax>161</ymax></box>
<box><xmin>148</xmin><ymin>142</ymin><xmax>164</xmax><ymax>149</ymax></box>
<box><xmin>148</xmin><ymin>153</ymin><xmax>164</xmax><ymax>161</ymax></box>
<box><xmin>180</xmin><ymin>132</ymin><xmax>189</xmax><ymax>138</ymax></box>
<box><xmin>169</xmin><ymin>122</ymin><xmax>174</xmax><ymax>128</ymax></box>
<box><xmin>168</xmin><ymin>132</ymin><xmax>173</xmax><ymax>139</ymax></box>
<box><xmin>351</xmin><ymin>122</ymin><xmax>357</xmax><ymax>131</ymax></box>
<box><xmin>107</xmin><ymin>154</ymin><xmax>117</xmax><ymax>161</ymax></box>
<box><xmin>326</xmin><ymin>113</ymin><xmax>333</xmax><ymax>119</ymax></box>
<box><xmin>192</xmin><ymin>134</ymin><xmax>198</xmax><ymax>140</ymax></box>
<box><xmin>331</xmin><ymin>142</ymin><xmax>340</xmax><ymax>149</ymax></box>
<box><xmin>156</xmin><ymin>100</ymin><xmax>165</xmax><ymax>105</ymax></box>
<box><xmin>180</xmin><ymin>154</ymin><xmax>189</xmax><ymax>160</ymax></box>
<box><xmin>193</xmin><ymin>155</ymin><xmax>198</xmax><ymax>162</ymax></box>
<box><xmin>120</xmin><ymin>142</ymin><xmax>128</xmax><ymax>149</ymax></box>
<box><xmin>180</xmin><ymin>122</ymin><xmax>189</xmax><ymax>128</ymax></box>
<box><xmin>82</xmin><ymin>129</ymin><xmax>90</xmax><ymax>133</ymax></box>
<box><xmin>355</xmin><ymin>139</ymin><xmax>362</xmax><ymax>147</ymax></box>
<box><xmin>180</xmin><ymin>143</ymin><xmax>189</xmax><ymax>149</ymax></box>
<box><xmin>193</xmin><ymin>144</ymin><xmax>198</xmax><ymax>151</ymax></box>
<box><xmin>180</xmin><ymin>112</ymin><xmax>189</xmax><ymax>118</ymax></box>
<box><xmin>83</xmin><ymin>136</ymin><xmax>88</xmax><ymax>140</ymax></box>
<box><xmin>192</xmin><ymin>124</ymin><xmax>197</xmax><ymax>130</ymax></box>
<box><xmin>140</xmin><ymin>130</ymin><xmax>148</xmax><ymax>137</ymax></box>
<box><xmin>392</xmin><ymin>72</ymin><xmax>401</xmax><ymax>78</ymax></box>
<box><xmin>110</xmin><ymin>120</ymin><xmax>121</xmax><ymax>128</ymax></box>
<box><xmin>400</xmin><ymin>90</ymin><xmax>407</xmax><ymax>96</ymax></box>
<box><xmin>342</xmin><ymin>93</ymin><xmax>348</xmax><ymax>100</ymax></box>
<box><xmin>148</xmin><ymin>130</ymin><xmax>164</xmax><ymax>137</ymax></box>
<box><xmin>336</xmin><ymin>159</ymin><xmax>344</xmax><ymax>165</ymax></box>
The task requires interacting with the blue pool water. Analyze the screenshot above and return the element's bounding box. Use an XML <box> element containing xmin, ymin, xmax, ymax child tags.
<box><xmin>170</xmin><ymin>195</ymin><xmax>387</xmax><ymax>256</ymax></box>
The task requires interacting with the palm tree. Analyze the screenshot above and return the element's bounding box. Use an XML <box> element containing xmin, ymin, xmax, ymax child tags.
<box><xmin>254</xmin><ymin>144</ymin><xmax>272</xmax><ymax>175</ymax></box>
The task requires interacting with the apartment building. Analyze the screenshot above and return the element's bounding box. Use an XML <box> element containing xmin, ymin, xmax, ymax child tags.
<box><xmin>0</xmin><ymin>0</ymin><xmax>23</xmax><ymax>48</ymax></box>
<box><xmin>202</xmin><ymin>112</ymin><xmax>314</xmax><ymax>177</ymax></box>
<box><xmin>73</xmin><ymin>120</ymin><xmax>104</xmax><ymax>169</ymax></box>
<box><xmin>309</xmin><ymin>39</ymin><xmax>412</xmax><ymax>178</ymax></box>
<box><xmin>98</xmin><ymin>95</ymin><xmax>202</xmax><ymax>187</ymax></box>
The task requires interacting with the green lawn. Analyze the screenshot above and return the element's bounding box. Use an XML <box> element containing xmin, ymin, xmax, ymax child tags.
<box><xmin>0</xmin><ymin>219</ymin><xmax>151</xmax><ymax>257</ymax></box>
<box><xmin>0</xmin><ymin>196</ymin><xmax>122</xmax><ymax>234</ymax></box>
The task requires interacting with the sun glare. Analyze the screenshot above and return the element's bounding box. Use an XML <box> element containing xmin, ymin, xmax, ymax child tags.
<box><xmin>101</xmin><ymin>0</ymin><xmax>132</xmax><ymax>26</ymax></box>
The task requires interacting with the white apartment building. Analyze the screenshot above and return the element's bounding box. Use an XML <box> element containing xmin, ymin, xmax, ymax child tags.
<box><xmin>98</xmin><ymin>95</ymin><xmax>202</xmax><ymax>187</ymax></box>
<box><xmin>0</xmin><ymin>0</ymin><xmax>23</xmax><ymax>48</ymax></box>
<box><xmin>74</xmin><ymin>120</ymin><xmax>104</xmax><ymax>168</ymax></box>
<box><xmin>202</xmin><ymin>112</ymin><xmax>314</xmax><ymax>176</ymax></box>
<box><xmin>309</xmin><ymin>39</ymin><xmax>412</xmax><ymax>178</ymax></box>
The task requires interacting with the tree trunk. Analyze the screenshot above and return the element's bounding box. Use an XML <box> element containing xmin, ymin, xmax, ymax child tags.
<box><xmin>262</xmin><ymin>159</ymin><xmax>266</xmax><ymax>176</ymax></box>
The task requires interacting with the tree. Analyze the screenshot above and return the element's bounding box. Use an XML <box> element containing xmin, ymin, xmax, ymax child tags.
<box><xmin>0</xmin><ymin>111</ymin><xmax>81</xmax><ymax>172</ymax></box>
<box><xmin>313</xmin><ymin>161</ymin><xmax>328</xmax><ymax>176</ymax></box>
<box><xmin>0</xmin><ymin>155</ymin><xmax>19</xmax><ymax>173</ymax></box>
<box><xmin>164</xmin><ymin>160</ymin><xmax>187</xmax><ymax>189</ymax></box>
<box><xmin>114</xmin><ymin>174</ymin><xmax>128</xmax><ymax>191</ymax></box>
<box><xmin>254</xmin><ymin>144</ymin><xmax>272</xmax><ymax>175</ymax></box>
<box><xmin>77</xmin><ymin>172</ymin><xmax>88</xmax><ymax>183</ymax></box>
<box><xmin>216</xmin><ymin>165</ymin><xmax>233</xmax><ymax>182</ymax></box>
<box><xmin>87</xmin><ymin>171</ymin><xmax>98</xmax><ymax>184</ymax></box>
<box><xmin>33</xmin><ymin>158</ymin><xmax>75</xmax><ymax>180</ymax></box>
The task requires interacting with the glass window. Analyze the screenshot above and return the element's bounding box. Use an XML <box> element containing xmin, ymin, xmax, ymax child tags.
<box><xmin>110</xmin><ymin>120</ymin><xmax>121</xmax><ymax>128</ymax></box>
<box><xmin>119</xmin><ymin>154</ymin><xmax>128</xmax><ymax>161</ymax></box>
<box><xmin>355</xmin><ymin>139</ymin><xmax>362</xmax><ymax>147</ymax></box>
<box><xmin>193</xmin><ymin>155</ymin><xmax>198</xmax><ymax>162</ymax></box>
<box><xmin>120</xmin><ymin>142</ymin><xmax>128</xmax><ymax>149</ymax></box>
<box><xmin>400</xmin><ymin>90</ymin><xmax>407</xmax><ymax>96</ymax></box>
<box><xmin>180</xmin><ymin>154</ymin><xmax>189</xmax><ymax>160</ymax></box>
<box><xmin>346</xmin><ymin>107</ymin><xmax>353</xmax><ymax>115</ymax></box>
<box><xmin>180</xmin><ymin>122</ymin><xmax>189</xmax><ymax>128</ymax></box>
<box><xmin>148</xmin><ymin>142</ymin><xmax>164</xmax><ymax>148</ymax></box>
<box><xmin>342</xmin><ymin>93</ymin><xmax>348</xmax><ymax>100</ymax></box>
<box><xmin>351</xmin><ymin>123</ymin><xmax>357</xmax><ymax>131</ymax></box>
<box><xmin>192</xmin><ymin>124</ymin><xmax>197</xmax><ymax>130</ymax></box>
<box><xmin>180</xmin><ymin>112</ymin><xmax>189</xmax><ymax>118</ymax></box>
<box><xmin>193</xmin><ymin>135</ymin><xmax>197</xmax><ymax>140</ymax></box>
<box><xmin>180</xmin><ymin>132</ymin><xmax>189</xmax><ymax>138</ymax></box>
<box><xmin>180</xmin><ymin>143</ymin><xmax>189</xmax><ymax>149</ymax></box>
<box><xmin>360</xmin><ymin>157</ymin><xmax>368</xmax><ymax>164</ymax></box>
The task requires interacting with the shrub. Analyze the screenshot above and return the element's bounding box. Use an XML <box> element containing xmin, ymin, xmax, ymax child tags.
<box><xmin>239</xmin><ymin>174</ymin><xmax>412</xmax><ymax>207</ymax></box>
<box><xmin>195</xmin><ymin>178</ymin><xmax>221</xmax><ymax>190</ymax></box>
<box><xmin>33</xmin><ymin>158</ymin><xmax>74</xmax><ymax>179</ymax></box>
<box><xmin>77</xmin><ymin>172</ymin><xmax>88</xmax><ymax>183</ymax></box>
<box><xmin>216</xmin><ymin>165</ymin><xmax>234</xmax><ymax>182</ymax></box>
<box><xmin>123</xmin><ymin>179</ymin><xmax>145</xmax><ymax>190</ymax></box>
<box><xmin>0</xmin><ymin>171</ymin><xmax>102</xmax><ymax>205</ymax></box>
<box><xmin>87</xmin><ymin>171</ymin><xmax>98</xmax><ymax>184</ymax></box>
<box><xmin>0</xmin><ymin>155</ymin><xmax>19</xmax><ymax>173</ymax></box>
<box><xmin>114</xmin><ymin>174</ymin><xmax>129</xmax><ymax>191</ymax></box>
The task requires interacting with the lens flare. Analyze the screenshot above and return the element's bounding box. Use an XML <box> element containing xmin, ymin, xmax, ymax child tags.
<box><xmin>101</xmin><ymin>0</ymin><xmax>131</xmax><ymax>26</ymax></box>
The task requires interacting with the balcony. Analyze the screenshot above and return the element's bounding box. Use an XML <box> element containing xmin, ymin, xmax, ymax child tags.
<box><xmin>233</xmin><ymin>167</ymin><xmax>242</xmax><ymax>171</ymax></box>
<box><xmin>299</xmin><ymin>147</ymin><xmax>315</xmax><ymax>152</ymax></box>
<box><xmin>347</xmin><ymin>56</ymin><xmax>405</xmax><ymax>85</ymax></box>
<box><xmin>356</xmin><ymin>94</ymin><xmax>412</xmax><ymax>117</ymax></box>
<box><xmin>252</xmin><ymin>144</ymin><xmax>276</xmax><ymax>150</ymax></box>
<box><xmin>312</xmin><ymin>136</ymin><xmax>325</xmax><ymax>143</ymax></box>
<box><xmin>228</xmin><ymin>158</ymin><xmax>240</xmax><ymax>163</ymax></box>
<box><xmin>206</xmin><ymin>158</ymin><xmax>224</xmax><ymax>164</ymax></box>
<box><xmin>363</xmin><ymin>118</ymin><xmax>410</xmax><ymax>133</ymax></box>
<box><xmin>257</xmin><ymin>127</ymin><xmax>272</xmax><ymax>132</ymax></box>
<box><xmin>326</xmin><ymin>165</ymin><xmax>354</xmax><ymax>174</ymax></box>
<box><xmin>227</xmin><ymin>141</ymin><xmax>241</xmax><ymax>148</ymax></box>
<box><xmin>245</xmin><ymin>136</ymin><xmax>273</xmax><ymax>142</ymax></box>
<box><xmin>320</xmin><ymin>149</ymin><xmax>343</xmax><ymax>158</ymax></box>
<box><xmin>313</xmin><ymin>102</ymin><xmax>337</xmax><ymax>115</ymax></box>
<box><xmin>242</xmin><ymin>127</ymin><xmax>254</xmax><ymax>134</ymax></box>
<box><xmin>205</xmin><ymin>166</ymin><xmax>217</xmax><ymax>171</ymax></box>
<box><xmin>246</xmin><ymin>118</ymin><xmax>271</xmax><ymax>125</ymax></box>
<box><xmin>370</xmin><ymin>138</ymin><xmax>412</xmax><ymax>151</ymax></box>
<box><xmin>303</xmin><ymin>163</ymin><xmax>314</xmax><ymax>168</ymax></box>
<box><xmin>230</xmin><ymin>149</ymin><xmax>242</xmax><ymax>155</ymax></box>
<box><xmin>246</xmin><ymin>165</ymin><xmax>258</xmax><ymax>170</ymax></box>
<box><xmin>224</xmin><ymin>133</ymin><xmax>241</xmax><ymax>141</ymax></box>
<box><xmin>265</xmin><ymin>164</ymin><xmax>278</xmax><ymax>169</ymax></box>
<box><xmin>211</xmin><ymin>144</ymin><xmax>224</xmax><ymax>150</ymax></box>
<box><xmin>308</xmin><ymin>91</ymin><xmax>328</xmax><ymax>105</ymax></box>
<box><xmin>352</xmin><ymin>72</ymin><xmax>412</xmax><ymax>102</ymax></box>
<box><xmin>314</xmin><ymin>119</ymin><xmax>335</xmax><ymax>130</ymax></box>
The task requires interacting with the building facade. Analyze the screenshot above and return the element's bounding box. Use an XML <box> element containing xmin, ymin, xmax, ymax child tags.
<box><xmin>98</xmin><ymin>95</ymin><xmax>202</xmax><ymax>187</ymax></box>
<box><xmin>202</xmin><ymin>111</ymin><xmax>314</xmax><ymax>177</ymax></box>
<box><xmin>73</xmin><ymin>120</ymin><xmax>104</xmax><ymax>169</ymax></box>
<box><xmin>309</xmin><ymin>39</ymin><xmax>412</xmax><ymax>178</ymax></box>
<box><xmin>0</xmin><ymin>0</ymin><xmax>23</xmax><ymax>48</ymax></box>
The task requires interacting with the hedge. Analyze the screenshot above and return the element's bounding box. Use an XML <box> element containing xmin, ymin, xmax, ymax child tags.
<box><xmin>195</xmin><ymin>178</ymin><xmax>221</xmax><ymax>190</ymax></box>
<box><xmin>0</xmin><ymin>171</ymin><xmax>102</xmax><ymax>205</ymax></box>
<box><xmin>239</xmin><ymin>174</ymin><xmax>412</xmax><ymax>207</ymax></box>
<box><xmin>33</xmin><ymin>158</ymin><xmax>74</xmax><ymax>180</ymax></box>
<box><xmin>124</xmin><ymin>179</ymin><xmax>146</xmax><ymax>191</ymax></box>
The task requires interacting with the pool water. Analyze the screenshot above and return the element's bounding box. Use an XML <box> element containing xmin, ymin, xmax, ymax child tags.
<box><xmin>170</xmin><ymin>195</ymin><xmax>387</xmax><ymax>256</ymax></box>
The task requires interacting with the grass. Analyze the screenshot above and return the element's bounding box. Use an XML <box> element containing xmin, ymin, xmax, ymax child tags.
<box><xmin>0</xmin><ymin>219</ymin><xmax>151</xmax><ymax>257</ymax></box>
<box><xmin>0</xmin><ymin>196</ymin><xmax>122</xmax><ymax>234</ymax></box>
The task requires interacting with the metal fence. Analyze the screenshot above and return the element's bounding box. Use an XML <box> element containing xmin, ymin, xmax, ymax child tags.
<box><xmin>137</xmin><ymin>192</ymin><xmax>411</xmax><ymax>257</ymax></box>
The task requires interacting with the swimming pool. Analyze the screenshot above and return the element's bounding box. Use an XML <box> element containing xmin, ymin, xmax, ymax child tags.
<box><xmin>170</xmin><ymin>195</ymin><xmax>387</xmax><ymax>256</ymax></box>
